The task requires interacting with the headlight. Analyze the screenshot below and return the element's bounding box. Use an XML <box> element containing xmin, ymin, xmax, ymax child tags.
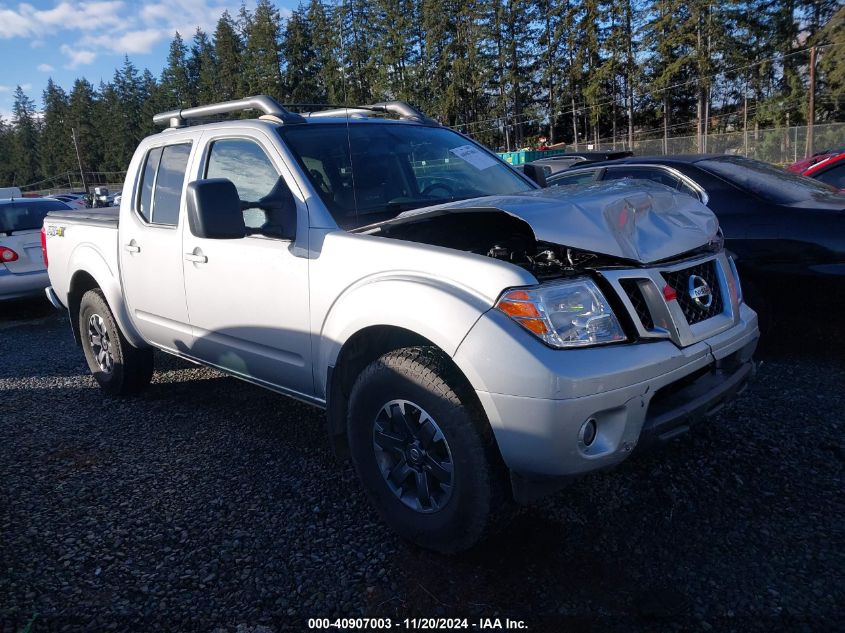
<box><xmin>495</xmin><ymin>278</ymin><xmax>626</xmax><ymax>348</ymax></box>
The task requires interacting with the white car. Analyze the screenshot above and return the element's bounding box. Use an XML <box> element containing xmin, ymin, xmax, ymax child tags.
<box><xmin>1</xmin><ymin>197</ymin><xmax>72</xmax><ymax>301</ymax></box>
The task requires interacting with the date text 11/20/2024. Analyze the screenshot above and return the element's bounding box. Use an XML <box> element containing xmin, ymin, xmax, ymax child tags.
<box><xmin>307</xmin><ymin>618</ymin><xmax>529</xmax><ymax>630</ymax></box>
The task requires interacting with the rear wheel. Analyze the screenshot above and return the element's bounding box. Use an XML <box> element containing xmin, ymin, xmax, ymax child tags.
<box><xmin>79</xmin><ymin>289</ymin><xmax>154</xmax><ymax>395</ymax></box>
<box><xmin>347</xmin><ymin>346</ymin><xmax>510</xmax><ymax>553</ymax></box>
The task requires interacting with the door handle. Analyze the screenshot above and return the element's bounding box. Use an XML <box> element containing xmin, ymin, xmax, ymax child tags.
<box><xmin>184</xmin><ymin>252</ymin><xmax>208</xmax><ymax>264</ymax></box>
<box><xmin>124</xmin><ymin>243</ymin><xmax>140</xmax><ymax>254</ymax></box>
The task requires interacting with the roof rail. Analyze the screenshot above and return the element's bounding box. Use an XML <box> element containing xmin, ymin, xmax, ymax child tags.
<box><xmin>303</xmin><ymin>101</ymin><xmax>439</xmax><ymax>125</ymax></box>
<box><xmin>153</xmin><ymin>95</ymin><xmax>305</xmax><ymax>128</ymax></box>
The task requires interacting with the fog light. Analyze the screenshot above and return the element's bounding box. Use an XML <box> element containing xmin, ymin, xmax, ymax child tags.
<box><xmin>581</xmin><ymin>418</ymin><xmax>597</xmax><ymax>446</ymax></box>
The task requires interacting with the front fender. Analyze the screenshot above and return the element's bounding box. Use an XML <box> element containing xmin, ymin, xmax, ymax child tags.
<box><xmin>67</xmin><ymin>243</ymin><xmax>145</xmax><ymax>347</ymax></box>
<box><xmin>316</xmin><ymin>274</ymin><xmax>492</xmax><ymax>397</ymax></box>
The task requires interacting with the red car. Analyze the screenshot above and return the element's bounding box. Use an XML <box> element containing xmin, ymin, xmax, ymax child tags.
<box><xmin>787</xmin><ymin>149</ymin><xmax>845</xmax><ymax>190</ymax></box>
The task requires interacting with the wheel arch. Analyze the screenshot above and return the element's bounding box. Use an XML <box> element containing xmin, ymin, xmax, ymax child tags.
<box><xmin>325</xmin><ymin>325</ymin><xmax>492</xmax><ymax>460</ymax></box>
<box><xmin>67</xmin><ymin>266</ymin><xmax>145</xmax><ymax>348</ymax></box>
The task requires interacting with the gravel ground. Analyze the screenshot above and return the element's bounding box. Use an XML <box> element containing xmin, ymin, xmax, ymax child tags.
<box><xmin>1</xmin><ymin>298</ymin><xmax>842</xmax><ymax>632</ymax></box>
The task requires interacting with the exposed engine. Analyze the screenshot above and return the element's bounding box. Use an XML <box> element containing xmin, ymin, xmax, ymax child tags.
<box><xmin>372</xmin><ymin>209</ymin><xmax>607</xmax><ymax>278</ymax></box>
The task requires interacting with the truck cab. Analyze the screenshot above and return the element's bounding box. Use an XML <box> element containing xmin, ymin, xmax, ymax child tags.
<box><xmin>43</xmin><ymin>96</ymin><xmax>759</xmax><ymax>553</ymax></box>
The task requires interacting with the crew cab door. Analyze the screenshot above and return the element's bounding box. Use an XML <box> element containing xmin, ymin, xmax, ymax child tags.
<box><xmin>119</xmin><ymin>138</ymin><xmax>194</xmax><ymax>352</ymax></box>
<box><xmin>182</xmin><ymin>132</ymin><xmax>313</xmax><ymax>397</ymax></box>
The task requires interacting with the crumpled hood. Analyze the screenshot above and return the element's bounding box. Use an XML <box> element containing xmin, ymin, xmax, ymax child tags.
<box><xmin>391</xmin><ymin>180</ymin><xmax>720</xmax><ymax>264</ymax></box>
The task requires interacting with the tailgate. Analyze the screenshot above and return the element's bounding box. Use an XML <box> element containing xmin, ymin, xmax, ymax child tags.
<box><xmin>1</xmin><ymin>229</ymin><xmax>45</xmax><ymax>274</ymax></box>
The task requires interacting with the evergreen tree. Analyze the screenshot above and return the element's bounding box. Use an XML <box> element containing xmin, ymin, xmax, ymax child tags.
<box><xmin>190</xmin><ymin>28</ymin><xmax>218</xmax><ymax>105</ymax></box>
<box><xmin>160</xmin><ymin>32</ymin><xmax>192</xmax><ymax>108</ymax></box>
<box><xmin>283</xmin><ymin>5</ymin><xmax>322</xmax><ymax>104</ymax></box>
<box><xmin>242</xmin><ymin>0</ymin><xmax>285</xmax><ymax>100</ymax></box>
<box><xmin>39</xmin><ymin>79</ymin><xmax>74</xmax><ymax>180</ymax></box>
<box><xmin>11</xmin><ymin>86</ymin><xmax>41</xmax><ymax>186</ymax></box>
<box><xmin>215</xmin><ymin>10</ymin><xmax>245</xmax><ymax>101</ymax></box>
<box><xmin>307</xmin><ymin>0</ymin><xmax>344</xmax><ymax>104</ymax></box>
<box><xmin>66</xmin><ymin>79</ymin><xmax>99</xmax><ymax>178</ymax></box>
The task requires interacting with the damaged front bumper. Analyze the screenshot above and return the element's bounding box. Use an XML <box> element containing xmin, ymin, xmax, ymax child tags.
<box><xmin>453</xmin><ymin>302</ymin><xmax>759</xmax><ymax>504</ymax></box>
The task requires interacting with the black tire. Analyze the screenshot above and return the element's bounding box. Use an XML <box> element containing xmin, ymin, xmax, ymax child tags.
<box><xmin>347</xmin><ymin>346</ymin><xmax>511</xmax><ymax>553</ymax></box>
<box><xmin>78</xmin><ymin>289</ymin><xmax>154</xmax><ymax>396</ymax></box>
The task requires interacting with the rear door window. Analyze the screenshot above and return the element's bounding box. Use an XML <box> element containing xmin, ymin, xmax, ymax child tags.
<box><xmin>548</xmin><ymin>170</ymin><xmax>600</xmax><ymax>187</ymax></box>
<box><xmin>816</xmin><ymin>163</ymin><xmax>845</xmax><ymax>190</ymax></box>
<box><xmin>602</xmin><ymin>166</ymin><xmax>680</xmax><ymax>188</ymax></box>
<box><xmin>136</xmin><ymin>143</ymin><xmax>191</xmax><ymax>226</ymax></box>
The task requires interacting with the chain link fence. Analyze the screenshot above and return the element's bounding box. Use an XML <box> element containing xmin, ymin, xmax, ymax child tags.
<box><xmin>586</xmin><ymin>122</ymin><xmax>845</xmax><ymax>165</ymax></box>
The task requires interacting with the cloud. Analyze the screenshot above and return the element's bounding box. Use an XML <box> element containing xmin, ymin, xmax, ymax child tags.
<box><xmin>0</xmin><ymin>0</ymin><xmax>258</xmax><ymax>59</ymax></box>
<box><xmin>37</xmin><ymin>63</ymin><xmax>55</xmax><ymax>72</ymax></box>
<box><xmin>81</xmin><ymin>28</ymin><xmax>165</xmax><ymax>55</ymax></box>
<box><xmin>0</xmin><ymin>83</ymin><xmax>32</xmax><ymax>92</ymax></box>
<box><xmin>0</xmin><ymin>2</ymin><xmax>125</xmax><ymax>39</ymax></box>
<box><xmin>60</xmin><ymin>44</ymin><xmax>97</xmax><ymax>68</ymax></box>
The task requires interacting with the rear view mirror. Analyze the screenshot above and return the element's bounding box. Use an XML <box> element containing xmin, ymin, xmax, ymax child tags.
<box><xmin>522</xmin><ymin>163</ymin><xmax>548</xmax><ymax>188</ymax></box>
<box><xmin>186</xmin><ymin>179</ymin><xmax>246</xmax><ymax>239</ymax></box>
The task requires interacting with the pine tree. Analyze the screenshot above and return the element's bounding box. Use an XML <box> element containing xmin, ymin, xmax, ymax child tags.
<box><xmin>190</xmin><ymin>28</ymin><xmax>218</xmax><ymax>105</ymax></box>
<box><xmin>215</xmin><ymin>10</ymin><xmax>245</xmax><ymax>101</ymax></box>
<box><xmin>39</xmin><ymin>79</ymin><xmax>75</xmax><ymax>180</ymax></box>
<box><xmin>242</xmin><ymin>0</ymin><xmax>284</xmax><ymax>100</ymax></box>
<box><xmin>0</xmin><ymin>116</ymin><xmax>14</xmax><ymax>186</ymax></box>
<box><xmin>283</xmin><ymin>5</ymin><xmax>322</xmax><ymax>104</ymax></box>
<box><xmin>307</xmin><ymin>0</ymin><xmax>344</xmax><ymax>104</ymax></box>
<box><xmin>160</xmin><ymin>32</ymin><xmax>192</xmax><ymax>108</ymax></box>
<box><xmin>66</xmin><ymin>79</ymin><xmax>99</xmax><ymax>180</ymax></box>
<box><xmin>11</xmin><ymin>86</ymin><xmax>41</xmax><ymax>186</ymax></box>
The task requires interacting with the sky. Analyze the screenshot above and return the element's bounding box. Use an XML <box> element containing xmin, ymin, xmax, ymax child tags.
<box><xmin>0</xmin><ymin>0</ymin><xmax>295</xmax><ymax>121</ymax></box>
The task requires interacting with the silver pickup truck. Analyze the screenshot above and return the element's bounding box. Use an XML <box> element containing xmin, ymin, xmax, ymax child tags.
<box><xmin>42</xmin><ymin>96</ymin><xmax>758</xmax><ymax>552</ymax></box>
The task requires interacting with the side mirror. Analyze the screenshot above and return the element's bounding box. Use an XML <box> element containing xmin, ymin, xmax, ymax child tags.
<box><xmin>186</xmin><ymin>179</ymin><xmax>246</xmax><ymax>239</ymax></box>
<box><xmin>250</xmin><ymin>178</ymin><xmax>297</xmax><ymax>240</ymax></box>
<box><xmin>522</xmin><ymin>163</ymin><xmax>548</xmax><ymax>188</ymax></box>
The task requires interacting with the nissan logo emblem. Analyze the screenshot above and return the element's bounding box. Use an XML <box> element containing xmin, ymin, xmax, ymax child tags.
<box><xmin>688</xmin><ymin>274</ymin><xmax>713</xmax><ymax>309</ymax></box>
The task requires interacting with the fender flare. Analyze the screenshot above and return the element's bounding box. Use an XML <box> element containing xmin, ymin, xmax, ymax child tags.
<box><xmin>67</xmin><ymin>242</ymin><xmax>145</xmax><ymax>347</ymax></box>
<box><xmin>316</xmin><ymin>274</ymin><xmax>492</xmax><ymax>398</ymax></box>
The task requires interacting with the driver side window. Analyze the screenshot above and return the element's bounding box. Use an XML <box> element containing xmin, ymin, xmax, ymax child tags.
<box><xmin>205</xmin><ymin>138</ymin><xmax>281</xmax><ymax>230</ymax></box>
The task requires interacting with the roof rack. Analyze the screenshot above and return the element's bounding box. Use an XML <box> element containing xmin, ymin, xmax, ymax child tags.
<box><xmin>153</xmin><ymin>95</ymin><xmax>306</xmax><ymax>128</ymax></box>
<box><xmin>302</xmin><ymin>101</ymin><xmax>439</xmax><ymax>125</ymax></box>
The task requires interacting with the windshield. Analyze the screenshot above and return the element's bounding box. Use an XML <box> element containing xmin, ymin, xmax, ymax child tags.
<box><xmin>0</xmin><ymin>199</ymin><xmax>69</xmax><ymax>233</ymax></box>
<box><xmin>279</xmin><ymin>123</ymin><xmax>533</xmax><ymax>229</ymax></box>
<box><xmin>698</xmin><ymin>156</ymin><xmax>840</xmax><ymax>205</ymax></box>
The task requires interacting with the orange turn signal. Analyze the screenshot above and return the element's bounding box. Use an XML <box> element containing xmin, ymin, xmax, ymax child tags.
<box><xmin>518</xmin><ymin>318</ymin><xmax>549</xmax><ymax>335</ymax></box>
<box><xmin>497</xmin><ymin>301</ymin><xmax>541</xmax><ymax>318</ymax></box>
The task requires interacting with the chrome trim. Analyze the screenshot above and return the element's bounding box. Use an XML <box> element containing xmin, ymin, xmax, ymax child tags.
<box><xmin>600</xmin><ymin>253</ymin><xmax>738</xmax><ymax>348</ymax></box>
<box><xmin>600</xmin><ymin>163</ymin><xmax>710</xmax><ymax>204</ymax></box>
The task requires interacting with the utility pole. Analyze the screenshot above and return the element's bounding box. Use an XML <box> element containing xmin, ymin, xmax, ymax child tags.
<box><xmin>743</xmin><ymin>76</ymin><xmax>748</xmax><ymax>157</ymax></box>
<box><xmin>71</xmin><ymin>128</ymin><xmax>88</xmax><ymax>193</ymax></box>
<box><xmin>805</xmin><ymin>45</ymin><xmax>816</xmax><ymax>158</ymax></box>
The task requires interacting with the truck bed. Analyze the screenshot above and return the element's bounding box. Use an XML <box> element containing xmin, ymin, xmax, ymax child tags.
<box><xmin>47</xmin><ymin>207</ymin><xmax>119</xmax><ymax>228</ymax></box>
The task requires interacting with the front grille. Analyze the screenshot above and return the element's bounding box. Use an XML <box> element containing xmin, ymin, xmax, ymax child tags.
<box><xmin>619</xmin><ymin>279</ymin><xmax>655</xmax><ymax>330</ymax></box>
<box><xmin>662</xmin><ymin>260</ymin><xmax>723</xmax><ymax>325</ymax></box>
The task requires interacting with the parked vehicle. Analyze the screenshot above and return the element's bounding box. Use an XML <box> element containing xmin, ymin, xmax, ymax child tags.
<box><xmin>43</xmin><ymin>96</ymin><xmax>758</xmax><ymax>552</ymax></box>
<box><xmin>548</xmin><ymin>155</ymin><xmax>845</xmax><ymax>326</ymax></box>
<box><xmin>0</xmin><ymin>187</ymin><xmax>23</xmax><ymax>199</ymax></box>
<box><xmin>47</xmin><ymin>193</ymin><xmax>90</xmax><ymax>209</ymax></box>
<box><xmin>524</xmin><ymin>151</ymin><xmax>634</xmax><ymax>177</ymax></box>
<box><xmin>787</xmin><ymin>149</ymin><xmax>845</xmax><ymax>190</ymax></box>
<box><xmin>1</xmin><ymin>197</ymin><xmax>72</xmax><ymax>301</ymax></box>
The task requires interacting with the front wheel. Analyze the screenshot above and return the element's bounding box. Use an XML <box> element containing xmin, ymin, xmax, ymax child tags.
<box><xmin>347</xmin><ymin>347</ymin><xmax>510</xmax><ymax>553</ymax></box>
<box><xmin>79</xmin><ymin>289</ymin><xmax>154</xmax><ymax>396</ymax></box>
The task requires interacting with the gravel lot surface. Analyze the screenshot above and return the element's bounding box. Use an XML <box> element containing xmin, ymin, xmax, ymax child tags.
<box><xmin>1</xmin><ymin>298</ymin><xmax>842</xmax><ymax>632</ymax></box>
